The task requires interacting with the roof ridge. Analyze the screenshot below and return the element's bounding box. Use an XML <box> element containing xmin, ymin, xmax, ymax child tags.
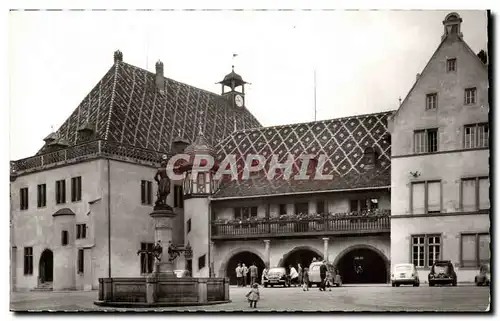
<box><xmin>104</xmin><ymin>62</ymin><xmax>121</xmax><ymax>140</ymax></box>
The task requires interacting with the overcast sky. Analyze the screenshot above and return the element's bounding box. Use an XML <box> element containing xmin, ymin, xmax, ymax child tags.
<box><xmin>8</xmin><ymin>10</ymin><xmax>487</xmax><ymax>160</ymax></box>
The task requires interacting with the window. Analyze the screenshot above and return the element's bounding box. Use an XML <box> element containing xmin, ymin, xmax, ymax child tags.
<box><xmin>446</xmin><ymin>58</ymin><xmax>456</xmax><ymax>72</ymax></box>
<box><xmin>141</xmin><ymin>180</ymin><xmax>153</xmax><ymax>205</ymax></box>
<box><xmin>140</xmin><ymin>243</ymin><xmax>154</xmax><ymax>274</ymax></box>
<box><xmin>76</xmin><ymin>224</ymin><xmax>87</xmax><ymax>239</ymax></box>
<box><xmin>349</xmin><ymin>198</ymin><xmax>378</xmax><ymax>212</ymax></box>
<box><xmin>414</xmin><ymin>129</ymin><xmax>438</xmax><ymax>153</ymax></box>
<box><xmin>24</xmin><ymin>247</ymin><xmax>33</xmax><ymax>275</ymax></box>
<box><xmin>426</xmin><ymin>93</ymin><xmax>438</xmax><ymax>110</ymax></box>
<box><xmin>411</xmin><ymin>181</ymin><xmax>441</xmax><ymax>214</ymax></box>
<box><xmin>461</xmin><ymin>177</ymin><xmax>490</xmax><ymax>211</ymax></box>
<box><xmin>186</xmin><ymin>259</ymin><xmax>193</xmax><ymax>275</ymax></box>
<box><xmin>187</xmin><ymin>218</ymin><xmax>191</xmax><ymax>233</ymax></box>
<box><xmin>316</xmin><ymin>200</ymin><xmax>325</xmax><ymax>214</ymax></box>
<box><xmin>411</xmin><ymin>235</ymin><xmax>441</xmax><ymax>268</ymax></box>
<box><xmin>71</xmin><ymin>176</ymin><xmax>82</xmax><ymax>202</ymax></box>
<box><xmin>37</xmin><ymin>184</ymin><xmax>46</xmax><ymax>208</ymax></box>
<box><xmin>174</xmin><ymin>185</ymin><xmax>184</xmax><ymax>208</ymax></box>
<box><xmin>197</xmin><ymin>173</ymin><xmax>206</xmax><ymax>194</ymax></box>
<box><xmin>279</xmin><ymin>204</ymin><xmax>287</xmax><ymax>215</ymax></box>
<box><xmin>464</xmin><ymin>123</ymin><xmax>489</xmax><ymax>149</ymax></box>
<box><xmin>464</xmin><ymin>87</ymin><xmax>477</xmax><ymax>105</ymax></box>
<box><xmin>56</xmin><ymin>179</ymin><xmax>66</xmax><ymax>204</ymax></box>
<box><xmin>461</xmin><ymin>233</ymin><xmax>490</xmax><ymax>267</ymax></box>
<box><xmin>77</xmin><ymin>249</ymin><xmax>84</xmax><ymax>274</ymax></box>
<box><xmin>294</xmin><ymin>202</ymin><xmax>309</xmax><ymax>215</ymax></box>
<box><xmin>198</xmin><ymin>254</ymin><xmax>206</xmax><ymax>271</ymax></box>
<box><xmin>61</xmin><ymin>230</ymin><xmax>69</xmax><ymax>246</ymax></box>
<box><xmin>20</xmin><ymin>187</ymin><xmax>28</xmax><ymax>210</ymax></box>
<box><xmin>234</xmin><ymin>207</ymin><xmax>258</xmax><ymax>220</ymax></box>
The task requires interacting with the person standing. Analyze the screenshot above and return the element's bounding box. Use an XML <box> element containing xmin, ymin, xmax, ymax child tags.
<box><xmin>249</xmin><ymin>262</ymin><xmax>258</xmax><ymax>285</ymax></box>
<box><xmin>319</xmin><ymin>261</ymin><xmax>328</xmax><ymax>291</ymax></box>
<box><xmin>297</xmin><ymin>263</ymin><xmax>303</xmax><ymax>286</ymax></box>
<box><xmin>261</xmin><ymin>266</ymin><xmax>269</xmax><ymax>284</ymax></box>
<box><xmin>302</xmin><ymin>267</ymin><xmax>310</xmax><ymax>291</ymax></box>
<box><xmin>289</xmin><ymin>265</ymin><xmax>299</xmax><ymax>287</ymax></box>
<box><xmin>245</xmin><ymin>283</ymin><xmax>260</xmax><ymax>308</ymax></box>
<box><xmin>242</xmin><ymin>263</ymin><xmax>249</xmax><ymax>287</ymax></box>
<box><xmin>235</xmin><ymin>263</ymin><xmax>243</xmax><ymax>287</ymax></box>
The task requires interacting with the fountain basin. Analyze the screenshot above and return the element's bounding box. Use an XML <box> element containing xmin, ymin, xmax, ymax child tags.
<box><xmin>94</xmin><ymin>276</ymin><xmax>230</xmax><ymax>307</ymax></box>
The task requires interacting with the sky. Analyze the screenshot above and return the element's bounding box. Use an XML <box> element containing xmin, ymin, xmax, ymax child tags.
<box><xmin>8</xmin><ymin>10</ymin><xmax>487</xmax><ymax>160</ymax></box>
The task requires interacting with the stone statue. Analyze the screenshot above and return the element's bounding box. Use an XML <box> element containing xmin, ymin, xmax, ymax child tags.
<box><xmin>154</xmin><ymin>158</ymin><xmax>171</xmax><ymax>208</ymax></box>
<box><xmin>152</xmin><ymin>240</ymin><xmax>163</xmax><ymax>262</ymax></box>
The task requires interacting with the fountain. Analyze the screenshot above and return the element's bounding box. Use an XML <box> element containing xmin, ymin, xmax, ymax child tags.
<box><xmin>94</xmin><ymin>156</ymin><xmax>230</xmax><ymax>308</ymax></box>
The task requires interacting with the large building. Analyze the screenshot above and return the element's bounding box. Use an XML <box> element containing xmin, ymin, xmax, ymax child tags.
<box><xmin>10</xmin><ymin>12</ymin><xmax>489</xmax><ymax>291</ymax></box>
<box><xmin>389</xmin><ymin>13</ymin><xmax>490</xmax><ymax>282</ymax></box>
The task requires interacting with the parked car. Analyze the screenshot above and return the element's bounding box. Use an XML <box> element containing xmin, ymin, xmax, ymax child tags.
<box><xmin>308</xmin><ymin>261</ymin><xmax>342</xmax><ymax>288</ymax></box>
<box><xmin>475</xmin><ymin>264</ymin><xmax>490</xmax><ymax>286</ymax></box>
<box><xmin>262</xmin><ymin>267</ymin><xmax>290</xmax><ymax>287</ymax></box>
<box><xmin>391</xmin><ymin>263</ymin><xmax>420</xmax><ymax>287</ymax></box>
<box><xmin>428</xmin><ymin>260</ymin><xmax>457</xmax><ymax>286</ymax></box>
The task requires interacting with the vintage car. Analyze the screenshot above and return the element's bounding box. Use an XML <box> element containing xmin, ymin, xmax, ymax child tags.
<box><xmin>308</xmin><ymin>261</ymin><xmax>342</xmax><ymax>288</ymax></box>
<box><xmin>428</xmin><ymin>260</ymin><xmax>457</xmax><ymax>286</ymax></box>
<box><xmin>262</xmin><ymin>267</ymin><xmax>290</xmax><ymax>287</ymax></box>
<box><xmin>391</xmin><ymin>263</ymin><xmax>420</xmax><ymax>287</ymax></box>
<box><xmin>474</xmin><ymin>264</ymin><xmax>490</xmax><ymax>286</ymax></box>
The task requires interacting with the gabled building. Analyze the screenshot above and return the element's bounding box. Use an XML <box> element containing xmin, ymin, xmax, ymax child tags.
<box><xmin>10</xmin><ymin>52</ymin><xmax>261</xmax><ymax>291</ymax></box>
<box><xmin>389</xmin><ymin>12</ymin><xmax>490</xmax><ymax>283</ymax></box>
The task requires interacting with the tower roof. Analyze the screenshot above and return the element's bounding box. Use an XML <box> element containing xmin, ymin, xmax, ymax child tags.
<box><xmin>218</xmin><ymin>66</ymin><xmax>248</xmax><ymax>88</ymax></box>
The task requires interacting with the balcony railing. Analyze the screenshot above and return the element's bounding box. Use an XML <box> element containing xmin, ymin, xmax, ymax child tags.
<box><xmin>11</xmin><ymin>140</ymin><xmax>169</xmax><ymax>176</ymax></box>
<box><xmin>211</xmin><ymin>210</ymin><xmax>391</xmax><ymax>239</ymax></box>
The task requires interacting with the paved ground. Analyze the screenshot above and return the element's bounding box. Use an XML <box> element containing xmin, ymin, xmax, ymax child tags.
<box><xmin>10</xmin><ymin>284</ymin><xmax>490</xmax><ymax>312</ymax></box>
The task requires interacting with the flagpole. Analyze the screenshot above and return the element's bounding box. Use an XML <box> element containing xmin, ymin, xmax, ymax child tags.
<box><xmin>314</xmin><ymin>69</ymin><xmax>317</xmax><ymax>121</ymax></box>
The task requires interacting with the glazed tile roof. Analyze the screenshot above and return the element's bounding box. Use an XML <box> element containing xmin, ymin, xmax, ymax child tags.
<box><xmin>212</xmin><ymin>111</ymin><xmax>394</xmax><ymax>199</ymax></box>
<box><xmin>36</xmin><ymin>59</ymin><xmax>261</xmax><ymax>155</ymax></box>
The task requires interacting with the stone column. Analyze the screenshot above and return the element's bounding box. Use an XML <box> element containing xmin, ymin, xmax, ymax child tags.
<box><xmin>322</xmin><ymin>237</ymin><xmax>329</xmax><ymax>262</ymax></box>
<box><xmin>150</xmin><ymin>207</ymin><xmax>177</xmax><ymax>277</ymax></box>
<box><xmin>263</xmin><ymin>240</ymin><xmax>271</xmax><ymax>268</ymax></box>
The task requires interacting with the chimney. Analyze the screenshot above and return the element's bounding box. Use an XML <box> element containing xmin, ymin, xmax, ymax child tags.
<box><xmin>155</xmin><ymin>60</ymin><xmax>165</xmax><ymax>92</ymax></box>
<box><xmin>114</xmin><ymin>50</ymin><xmax>123</xmax><ymax>63</ymax></box>
<box><xmin>477</xmin><ymin>50</ymin><xmax>488</xmax><ymax>65</ymax></box>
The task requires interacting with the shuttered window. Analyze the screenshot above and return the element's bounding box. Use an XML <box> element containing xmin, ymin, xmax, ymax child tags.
<box><xmin>411</xmin><ymin>182</ymin><xmax>425</xmax><ymax>214</ymax></box>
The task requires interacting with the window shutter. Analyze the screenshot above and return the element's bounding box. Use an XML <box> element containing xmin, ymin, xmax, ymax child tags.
<box><xmin>462</xmin><ymin>179</ymin><xmax>476</xmax><ymax>211</ymax></box>
<box><xmin>411</xmin><ymin>183</ymin><xmax>425</xmax><ymax>214</ymax></box>
<box><xmin>427</xmin><ymin>182</ymin><xmax>441</xmax><ymax>212</ymax></box>
<box><xmin>478</xmin><ymin>234</ymin><xmax>490</xmax><ymax>264</ymax></box>
<box><xmin>461</xmin><ymin>234</ymin><xmax>476</xmax><ymax>267</ymax></box>
<box><xmin>478</xmin><ymin>178</ymin><xmax>490</xmax><ymax>210</ymax></box>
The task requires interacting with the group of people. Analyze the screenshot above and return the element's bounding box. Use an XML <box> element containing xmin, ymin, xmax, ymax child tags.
<box><xmin>235</xmin><ymin>262</ymin><xmax>259</xmax><ymax>287</ymax></box>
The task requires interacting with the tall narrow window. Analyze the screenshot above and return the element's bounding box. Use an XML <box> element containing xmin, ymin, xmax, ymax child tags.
<box><xmin>411</xmin><ymin>235</ymin><xmax>442</xmax><ymax>268</ymax></box>
<box><xmin>20</xmin><ymin>187</ymin><xmax>29</xmax><ymax>210</ymax></box>
<box><xmin>140</xmin><ymin>243</ymin><xmax>154</xmax><ymax>274</ymax></box>
<box><xmin>412</xmin><ymin>236</ymin><xmax>425</xmax><ymax>268</ymax></box>
<box><xmin>464</xmin><ymin>123</ymin><xmax>489</xmax><ymax>149</ymax></box>
<box><xmin>465</xmin><ymin>87</ymin><xmax>477</xmax><ymax>105</ymax></box>
<box><xmin>461</xmin><ymin>178</ymin><xmax>476</xmax><ymax>211</ymax></box>
<box><xmin>427</xmin><ymin>182</ymin><xmax>441</xmax><ymax>213</ymax></box>
<box><xmin>414</xmin><ymin>129</ymin><xmax>438</xmax><ymax>153</ymax></box>
<box><xmin>426</xmin><ymin>93</ymin><xmax>438</xmax><ymax>110</ymax></box>
<box><xmin>24</xmin><ymin>247</ymin><xmax>33</xmax><ymax>275</ymax></box>
<box><xmin>197</xmin><ymin>172</ymin><xmax>206</xmax><ymax>194</ymax></box>
<box><xmin>411</xmin><ymin>182</ymin><xmax>425</xmax><ymax>214</ymax></box>
<box><xmin>428</xmin><ymin>236</ymin><xmax>441</xmax><ymax>266</ymax></box>
<box><xmin>37</xmin><ymin>184</ymin><xmax>46</xmax><ymax>208</ymax></box>
<box><xmin>478</xmin><ymin>177</ymin><xmax>490</xmax><ymax>210</ymax></box>
<box><xmin>141</xmin><ymin>180</ymin><xmax>153</xmax><ymax>205</ymax></box>
<box><xmin>77</xmin><ymin>249</ymin><xmax>84</xmax><ymax>274</ymax></box>
<box><xmin>461</xmin><ymin>177</ymin><xmax>490</xmax><ymax>211</ymax></box>
<box><xmin>56</xmin><ymin>179</ymin><xmax>66</xmax><ymax>204</ymax></box>
<box><xmin>187</xmin><ymin>218</ymin><xmax>192</xmax><ymax>233</ymax></box>
<box><xmin>186</xmin><ymin>259</ymin><xmax>193</xmax><ymax>275</ymax></box>
<box><xmin>61</xmin><ymin>230</ymin><xmax>69</xmax><ymax>246</ymax></box>
<box><xmin>71</xmin><ymin>176</ymin><xmax>82</xmax><ymax>202</ymax></box>
<box><xmin>279</xmin><ymin>204</ymin><xmax>287</xmax><ymax>215</ymax></box>
<box><xmin>174</xmin><ymin>185</ymin><xmax>184</xmax><ymax>208</ymax></box>
<box><xmin>446</xmin><ymin>58</ymin><xmax>457</xmax><ymax>72</ymax></box>
<box><xmin>76</xmin><ymin>224</ymin><xmax>87</xmax><ymax>239</ymax></box>
<box><xmin>316</xmin><ymin>200</ymin><xmax>325</xmax><ymax>214</ymax></box>
<box><xmin>198</xmin><ymin>254</ymin><xmax>206</xmax><ymax>271</ymax></box>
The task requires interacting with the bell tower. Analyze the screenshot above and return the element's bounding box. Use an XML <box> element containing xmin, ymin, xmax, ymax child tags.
<box><xmin>218</xmin><ymin>66</ymin><xmax>248</xmax><ymax>109</ymax></box>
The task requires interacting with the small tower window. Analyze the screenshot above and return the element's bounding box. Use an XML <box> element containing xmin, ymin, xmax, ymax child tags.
<box><xmin>61</xmin><ymin>230</ymin><xmax>69</xmax><ymax>246</ymax></box>
<box><xmin>363</xmin><ymin>147</ymin><xmax>377</xmax><ymax>167</ymax></box>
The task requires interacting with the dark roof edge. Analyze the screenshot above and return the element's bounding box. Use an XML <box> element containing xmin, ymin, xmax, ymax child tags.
<box><xmin>52</xmin><ymin>208</ymin><xmax>76</xmax><ymax>217</ymax></box>
<box><xmin>210</xmin><ymin>185</ymin><xmax>391</xmax><ymax>201</ymax></box>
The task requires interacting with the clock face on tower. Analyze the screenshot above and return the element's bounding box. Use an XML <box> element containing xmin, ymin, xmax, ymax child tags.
<box><xmin>235</xmin><ymin>94</ymin><xmax>244</xmax><ymax>107</ymax></box>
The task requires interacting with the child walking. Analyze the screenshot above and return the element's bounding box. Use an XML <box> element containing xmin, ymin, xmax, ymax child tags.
<box><xmin>245</xmin><ymin>283</ymin><xmax>260</xmax><ymax>308</ymax></box>
<box><xmin>302</xmin><ymin>267</ymin><xmax>310</xmax><ymax>291</ymax></box>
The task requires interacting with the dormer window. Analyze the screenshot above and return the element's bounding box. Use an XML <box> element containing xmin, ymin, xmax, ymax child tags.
<box><xmin>363</xmin><ymin>147</ymin><xmax>376</xmax><ymax>167</ymax></box>
<box><xmin>446</xmin><ymin>58</ymin><xmax>457</xmax><ymax>72</ymax></box>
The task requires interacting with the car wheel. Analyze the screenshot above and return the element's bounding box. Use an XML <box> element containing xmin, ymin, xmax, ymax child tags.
<box><xmin>452</xmin><ymin>281</ymin><xmax>457</xmax><ymax>286</ymax></box>
<box><xmin>392</xmin><ymin>283</ymin><xmax>396</xmax><ymax>287</ymax></box>
<box><xmin>429</xmin><ymin>282</ymin><xmax>434</xmax><ymax>287</ymax></box>
<box><xmin>413</xmin><ymin>282</ymin><xmax>419</xmax><ymax>287</ymax></box>
<box><xmin>264</xmin><ymin>284</ymin><xmax>268</xmax><ymax>288</ymax></box>
<box><xmin>308</xmin><ymin>282</ymin><xmax>312</xmax><ymax>288</ymax></box>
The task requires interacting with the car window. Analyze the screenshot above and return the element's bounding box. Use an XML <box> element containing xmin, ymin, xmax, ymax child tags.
<box><xmin>269</xmin><ymin>268</ymin><xmax>285</xmax><ymax>274</ymax></box>
<box><xmin>395</xmin><ymin>265</ymin><xmax>412</xmax><ymax>272</ymax></box>
<box><xmin>311</xmin><ymin>265</ymin><xmax>320</xmax><ymax>271</ymax></box>
<box><xmin>434</xmin><ymin>265</ymin><xmax>448</xmax><ymax>274</ymax></box>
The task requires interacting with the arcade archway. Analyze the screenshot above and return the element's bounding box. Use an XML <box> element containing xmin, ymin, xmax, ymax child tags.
<box><xmin>334</xmin><ymin>245</ymin><xmax>389</xmax><ymax>284</ymax></box>
<box><xmin>279</xmin><ymin>246</ymin><xmax>323</xmax><ymax>272</ymax></box>
<box><xmin>39</xmin><ymin>249</ymin><xmax>53</xmax><ymax>283</ymax></box>
<box><xmin>225</xmin><ymin>251</ymin><xmax>265</xmax><ymax>285</ymax></box>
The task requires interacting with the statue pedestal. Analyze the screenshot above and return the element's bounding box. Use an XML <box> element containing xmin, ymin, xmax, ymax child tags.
<box><xmin>150</xmin><ymin>206</ymin><xmax>177</xmax><ymax>278</ymax></box>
